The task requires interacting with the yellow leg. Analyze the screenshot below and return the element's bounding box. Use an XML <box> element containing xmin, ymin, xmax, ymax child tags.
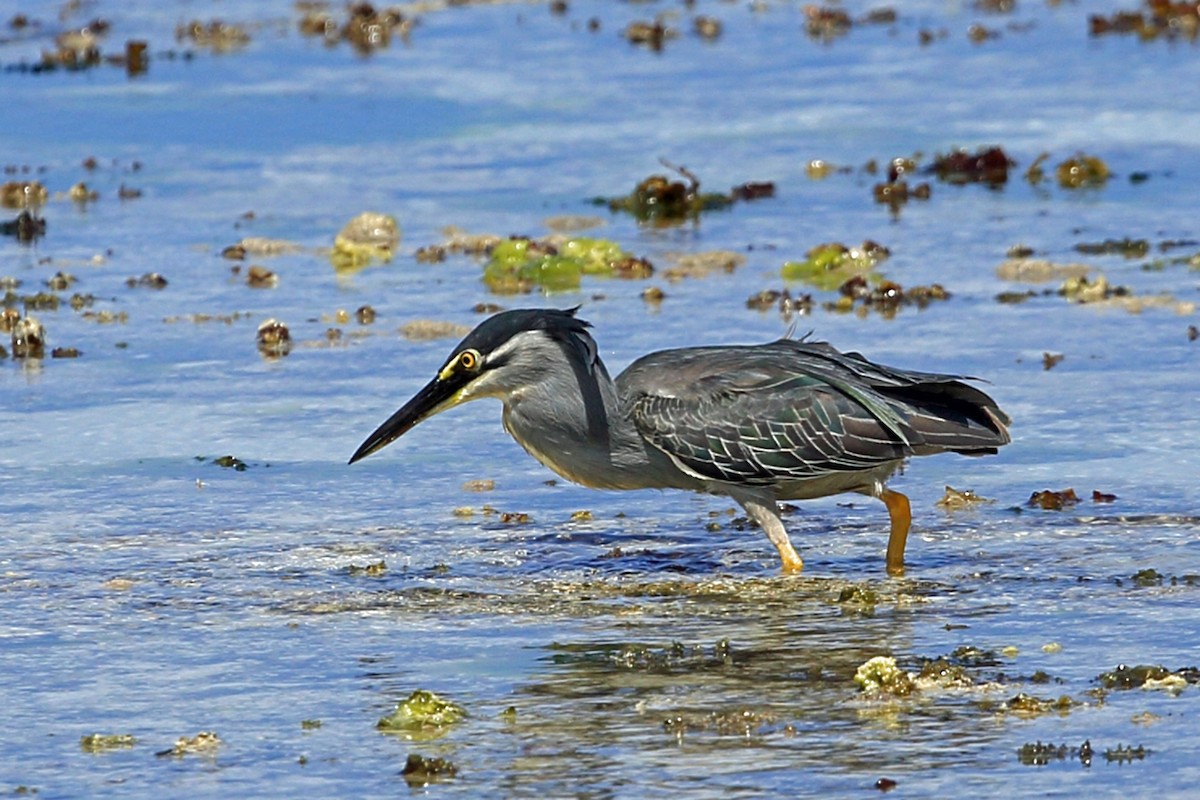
<box><xmin>774</xmin><ymin>537</ymin><xmax>805</xmax><ymax>574</ymax></box>
<box><xmin>881</xmin><ymin>489</ymin><xmax>911</xmax><ymax>576</ymax></box>
<box><xmin>739</xmin><ymin>495</ymin><xmax>804</xmax><ymax>574</ymax></box>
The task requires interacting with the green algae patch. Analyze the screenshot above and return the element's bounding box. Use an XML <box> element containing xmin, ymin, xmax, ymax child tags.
<box><xmin>1000</xmin><ymin>692</ymin><xmax>1077</xmax><ymax>716</ymax></box>
<box><xmin>1056</xmin><ymin>153</ymin><xmax>1110</xmax><ymax>189</ymax></box>
<box><xmin>781</xmin><ymin>241</ymin><xmax>889</xmax><ymax>291</ymax></box>
<box><xmin>377</xmin><ymin>690</ymin><xmax>467</xmax><ymax>740</ymax></box>
<box><xmin>854</xmin><ymin>656</ymin><xmax>915</xmax><ymax>696</ymax></box>
<box><xmin>1097</xmin><ymin>664</ymin><xmax>1188</xmax><ymax>692</ymax></box>
<box><xmin>80</xmin><ymin>733</ymin><xmax>136</xmax><ymax>753</ymax></box>
<box><xmin>483</xmin><ymin>236</ymin><xmax>651</xmax><ymax>294</ymax></box>
<box><xmin>329</xmin><ymin>212</ymin><xmax>400</xmax><ymax>271</ymax></box>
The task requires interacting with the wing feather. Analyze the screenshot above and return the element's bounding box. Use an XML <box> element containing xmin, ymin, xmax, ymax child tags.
<box><xmin>619</xmin><ymin>339</ymin><xmax>1009</xmax><ymax>486</ymax></box>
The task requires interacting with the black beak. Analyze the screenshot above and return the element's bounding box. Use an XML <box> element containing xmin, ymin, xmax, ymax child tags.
<box><xmin>348</xmin><ymin>375</ymin><xmax>462</xmax><ymax>464</ymax></box>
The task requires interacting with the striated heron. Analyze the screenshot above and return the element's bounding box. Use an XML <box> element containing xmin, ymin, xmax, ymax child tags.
<box><xmin>349</xmin><ymin>308</ymin><xmax>1010</xmax><ymax>574</ymax></box>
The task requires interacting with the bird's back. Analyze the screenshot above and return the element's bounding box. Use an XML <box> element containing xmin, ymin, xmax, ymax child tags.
<box><xmin>616</xmin><ymin>337</ymin><xmax>1010</xmax><ymax>487</ymax></box>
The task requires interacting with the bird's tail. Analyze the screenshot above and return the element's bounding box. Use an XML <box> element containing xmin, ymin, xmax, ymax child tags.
<box><xmin>882</xmin><ymin>381</ymin><xmax>1011</xmax><ymax>455</ymax></box>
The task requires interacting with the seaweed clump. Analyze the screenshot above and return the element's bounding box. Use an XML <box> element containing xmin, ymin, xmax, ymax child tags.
<box><xmin>1090</xmin><ymin>2</ymin><xmax>1200</xmax><ymax>41</ymax></box>
<box><xmin>599</xmin><ymin>161</ymin><xmax>771</xmax><ymax>226</ymax></box>
<box><xmin>781</xmin><ymin>241</ymin><xmax>889</xmax><ymax>291</ymax></box>
<box><xmin>1096</xmin><ymin>664</ymin><xmax>1189</xmax><ymax>691</ymax></box>
<box><xmin>929</xmin><ymin>146</ymin><xmax>1012</xmax><ymax>185</ymax></box>
<box><xmin>329</xmin><ymin>212</ymin><xmax>400</xmax><ymax>271</ymax></box>
<box><xmin>483</xmin><ymin>236</ymin><xmax>651</xmax><ymax>294</ymax></box>
<box><xmin>377</xmin><ymin>690</ymin><xmax>467</xmax><ymax>740</ymax></box>
<box><xmin>1056</xmin><ymin>153</ymin><xmax>1110</xmax><ymax>189</ymax></box>
<box><xmin>854</xmin><ymin>656</ymin><xmax>915</xmax><ymax>697</ymax></box>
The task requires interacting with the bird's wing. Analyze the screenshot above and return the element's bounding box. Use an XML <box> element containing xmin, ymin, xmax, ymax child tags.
<box><xmin>619</xmin><ymin>342</ymin><xmax>921</xmax><ymax>485</ymax></box>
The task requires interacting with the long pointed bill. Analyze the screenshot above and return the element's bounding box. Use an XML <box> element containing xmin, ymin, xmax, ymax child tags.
<box><xmin>348</xmin><ymin>375</ymin><xmax>464</xmax><ymax>464</ymax></box>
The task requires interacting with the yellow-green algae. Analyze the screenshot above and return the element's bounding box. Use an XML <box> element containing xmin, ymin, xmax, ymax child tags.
<box><xmin>80</xmin><ymin>733</ymin><xmax>136</xmax><ymax>753</ymax></box>
<box><xmin>781</xmin><ymin>242</ymin><xmax>889</xmax><ymax>290</ymax></box>
<box><xmin>483</xmin><ymin>236</ymin><xmax>648</xmax><ymax>294</ymax></box>
<box><xmin>329</xmin><ymin>211</ymin><xmax>400</xmax><ymax>271</ymax></box>
<box><xmin>853</xmin><ymin>656</ymin><xmax>915</xmax><ymax>696</ymax></box>
<box><xmin>377</xmin><ymin>690</ymin><xmax>467</xmax><ymax>739</ymax></box>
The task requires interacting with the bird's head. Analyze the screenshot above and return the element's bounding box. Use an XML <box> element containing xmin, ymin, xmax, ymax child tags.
<box><xmin>348</xmin><ymin>307</ymin><xmax>601</xmax><ymax>464</ymax></box>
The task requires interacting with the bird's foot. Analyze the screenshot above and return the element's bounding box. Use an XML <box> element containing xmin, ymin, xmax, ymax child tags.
<box><xmin>778</xmin><ymin>546</ymin><xmax>804</xmax><ymax>574</ymax></box>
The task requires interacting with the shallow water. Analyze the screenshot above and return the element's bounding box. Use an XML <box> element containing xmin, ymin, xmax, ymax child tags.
<box><xmin>2</xmin><ymin>0</ymin><xmax>1200</xmax><ymax>796</ymax></box>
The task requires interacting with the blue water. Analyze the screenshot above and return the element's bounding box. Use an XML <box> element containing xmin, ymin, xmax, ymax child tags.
<box><xmin>2</xmin><ymin>0</ymin><xmax>1199</xmax><ymax>796</ymax></box>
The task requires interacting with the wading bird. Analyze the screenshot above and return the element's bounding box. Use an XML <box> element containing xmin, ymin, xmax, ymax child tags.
<box><xmin>350</xmin><ymin>308</ymin><xmax>1009</xmax><ymax>574</ymax></box>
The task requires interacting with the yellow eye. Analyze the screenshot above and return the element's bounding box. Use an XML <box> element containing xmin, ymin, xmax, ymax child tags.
<box><xmin>458</xmin><ymin>349</ymin><xmax>480</xmax><ymax>371</ymax></box>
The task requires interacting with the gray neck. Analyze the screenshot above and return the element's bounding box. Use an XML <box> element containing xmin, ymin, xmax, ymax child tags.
<box><xmin>500</xmin><ymin>348</ymin><xmax>695</xmax><ymax>492</ymax></box>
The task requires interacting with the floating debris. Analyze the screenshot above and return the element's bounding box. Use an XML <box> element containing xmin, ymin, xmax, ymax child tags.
<box><xmin>211</xmin><ymin>455</ymin><xmax>248</xmax><ymax>471</ymax></box>
<box><xmin>624</xmin><ymin>19</ymin><xmax>676</xmax><ymax>51</ymax></box>
<box><xmin>256</xmin><ymin>318</ymin><xmax>292</xmax><ymax>358</ymax></box>
<box><xmin>1056</xmin><ymin>153</ymin><xmax>1110</xmax><ymax>189</ymax></box>
<box><xmin>462</xmin><ymin>479</ymin><xmax>494</xmax><ymax>492</ymax></box>
<box><xmin>11</xmin><ymin>315</ymin><xmax>45</xmax><ymax>358</ymax></box>
<box><xmin>156</xmin><ymin>730</ymin><xmax>221</xmax><ymax>757</ymax></box>
<box><xmin>80</xmin><ymin>733</ymin><xmax>136</xmax><ymax>753</ymax></box>
<box><xmin>1002</xmin><ymin>692</ymin><xmax>1076</xmax><ymax>716</ymax></box>
<box><xmin>1092</xmin><ymin>489</ymin><xmax>1117</xmax><ymax>503</ymax></box>
<box><xmin>1096</xmin><ymin>664</ymin><xmax>1189</xmax><ymax>691</ymax></box>
<box><xmin>828</xmin><ymin>276</ymin><xmax>949</xmax><ymax>317</ymax></box>
<box><xmin>125</xmin><ymin>272</ymin><xmax>167</xmax><ymax>289</ymax></box>
<box><xmin>176</xmin><ymin>19</ymin><xmax>250</xmax><ymax>51</ymax></box>
<box><xmin>45</xmin><ymin>271</ymin><xmax>75</xmax><ymax>291</ymax></box>
<box><xmin>1042</xmin><ymin>352</ymin><xmax>1064</xmax><ymax>370</ymax></box>
<box><xmin>1</xmin><ymin>210</ymin><xmax>45</xmax><ymax>242</ymax></box>
<box><xmin>82</xmin><ymin>310</ymin><xmax>129</xmax><ymax>324</ymax></box>
<box><xmin>745</xmin><ymin>288</ymin><xmax>814</xmax><ymax>319</ymax></box>
<box><xmin>1</xmin><ymin>180</ymin><xmax>48</xmax><ymax>208</ymax></box>
<box><xmin>377</xmin><ymin>690</ymin><xmax>467</xmax><ymax>739</ymax></box>
<box><xmin>929</xmin><ymin>146</ymin><xmax>1011</xmax><ymax>185</ymax></box>
<box><xmin>598</xmin><ymin>160</ymin><xmax>767</xmax><ymax>225</ymax></box>
<box><xmin>1016</xmin><ymin>740</ymin><xmax>1094</xmax><ymax>767</ymax></box>
<box><xmin>347</xmin><ymin>560</ymin><xmax>387</xmax><ymax>577</ymax></box>
<box><xmin>245</xmin><ymin>265</ymin><xmax>278</xmax><ymax>288</ymax></box>
<box><xmin>330</xmin><ymin>212</ymin><xmax>400</xmax><ymax>271</ymax></box>
<box><xmin>1075</xmin><ymin>237</ymin><xmax>1149</xmax><ymax>258</ymax></box>
<box><xmin>936</xmin><ymin>485</ymin><xmax>992</xmax><ymax>510</ymax></box>
<box><xmin>297</xmin><ymin>3</ymin><xmax>412</xmax><ymax>55</ymax></box>
<box><xmin>402</xmin><ymin>753</ymin><xmax>459</xmax><ymax>787</ymax></box>
<box><xmin>1059</xmin><ymin>274</ymin><xmax>1128</xmax><ymax>303</ymax></box>
<box><xmin>1028</xmin><ymin>488</ymin><xmax>1079</xmax><ymax>510</ymax></box>
<box><xmin>1090</xmin><ymin>2</ymin><xmax>1200</xmax><ymax>41</ymax></box>
<box><xmin>693</xmin><ymin>16</ymin><xmax>723</xmax><ymax>41</ymax></box>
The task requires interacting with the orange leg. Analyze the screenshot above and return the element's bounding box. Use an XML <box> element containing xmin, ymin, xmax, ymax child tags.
<box><xmin>881</xmin><ymin>489</ymin><xmax>912</xmax><ymax>576</ymax></box>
